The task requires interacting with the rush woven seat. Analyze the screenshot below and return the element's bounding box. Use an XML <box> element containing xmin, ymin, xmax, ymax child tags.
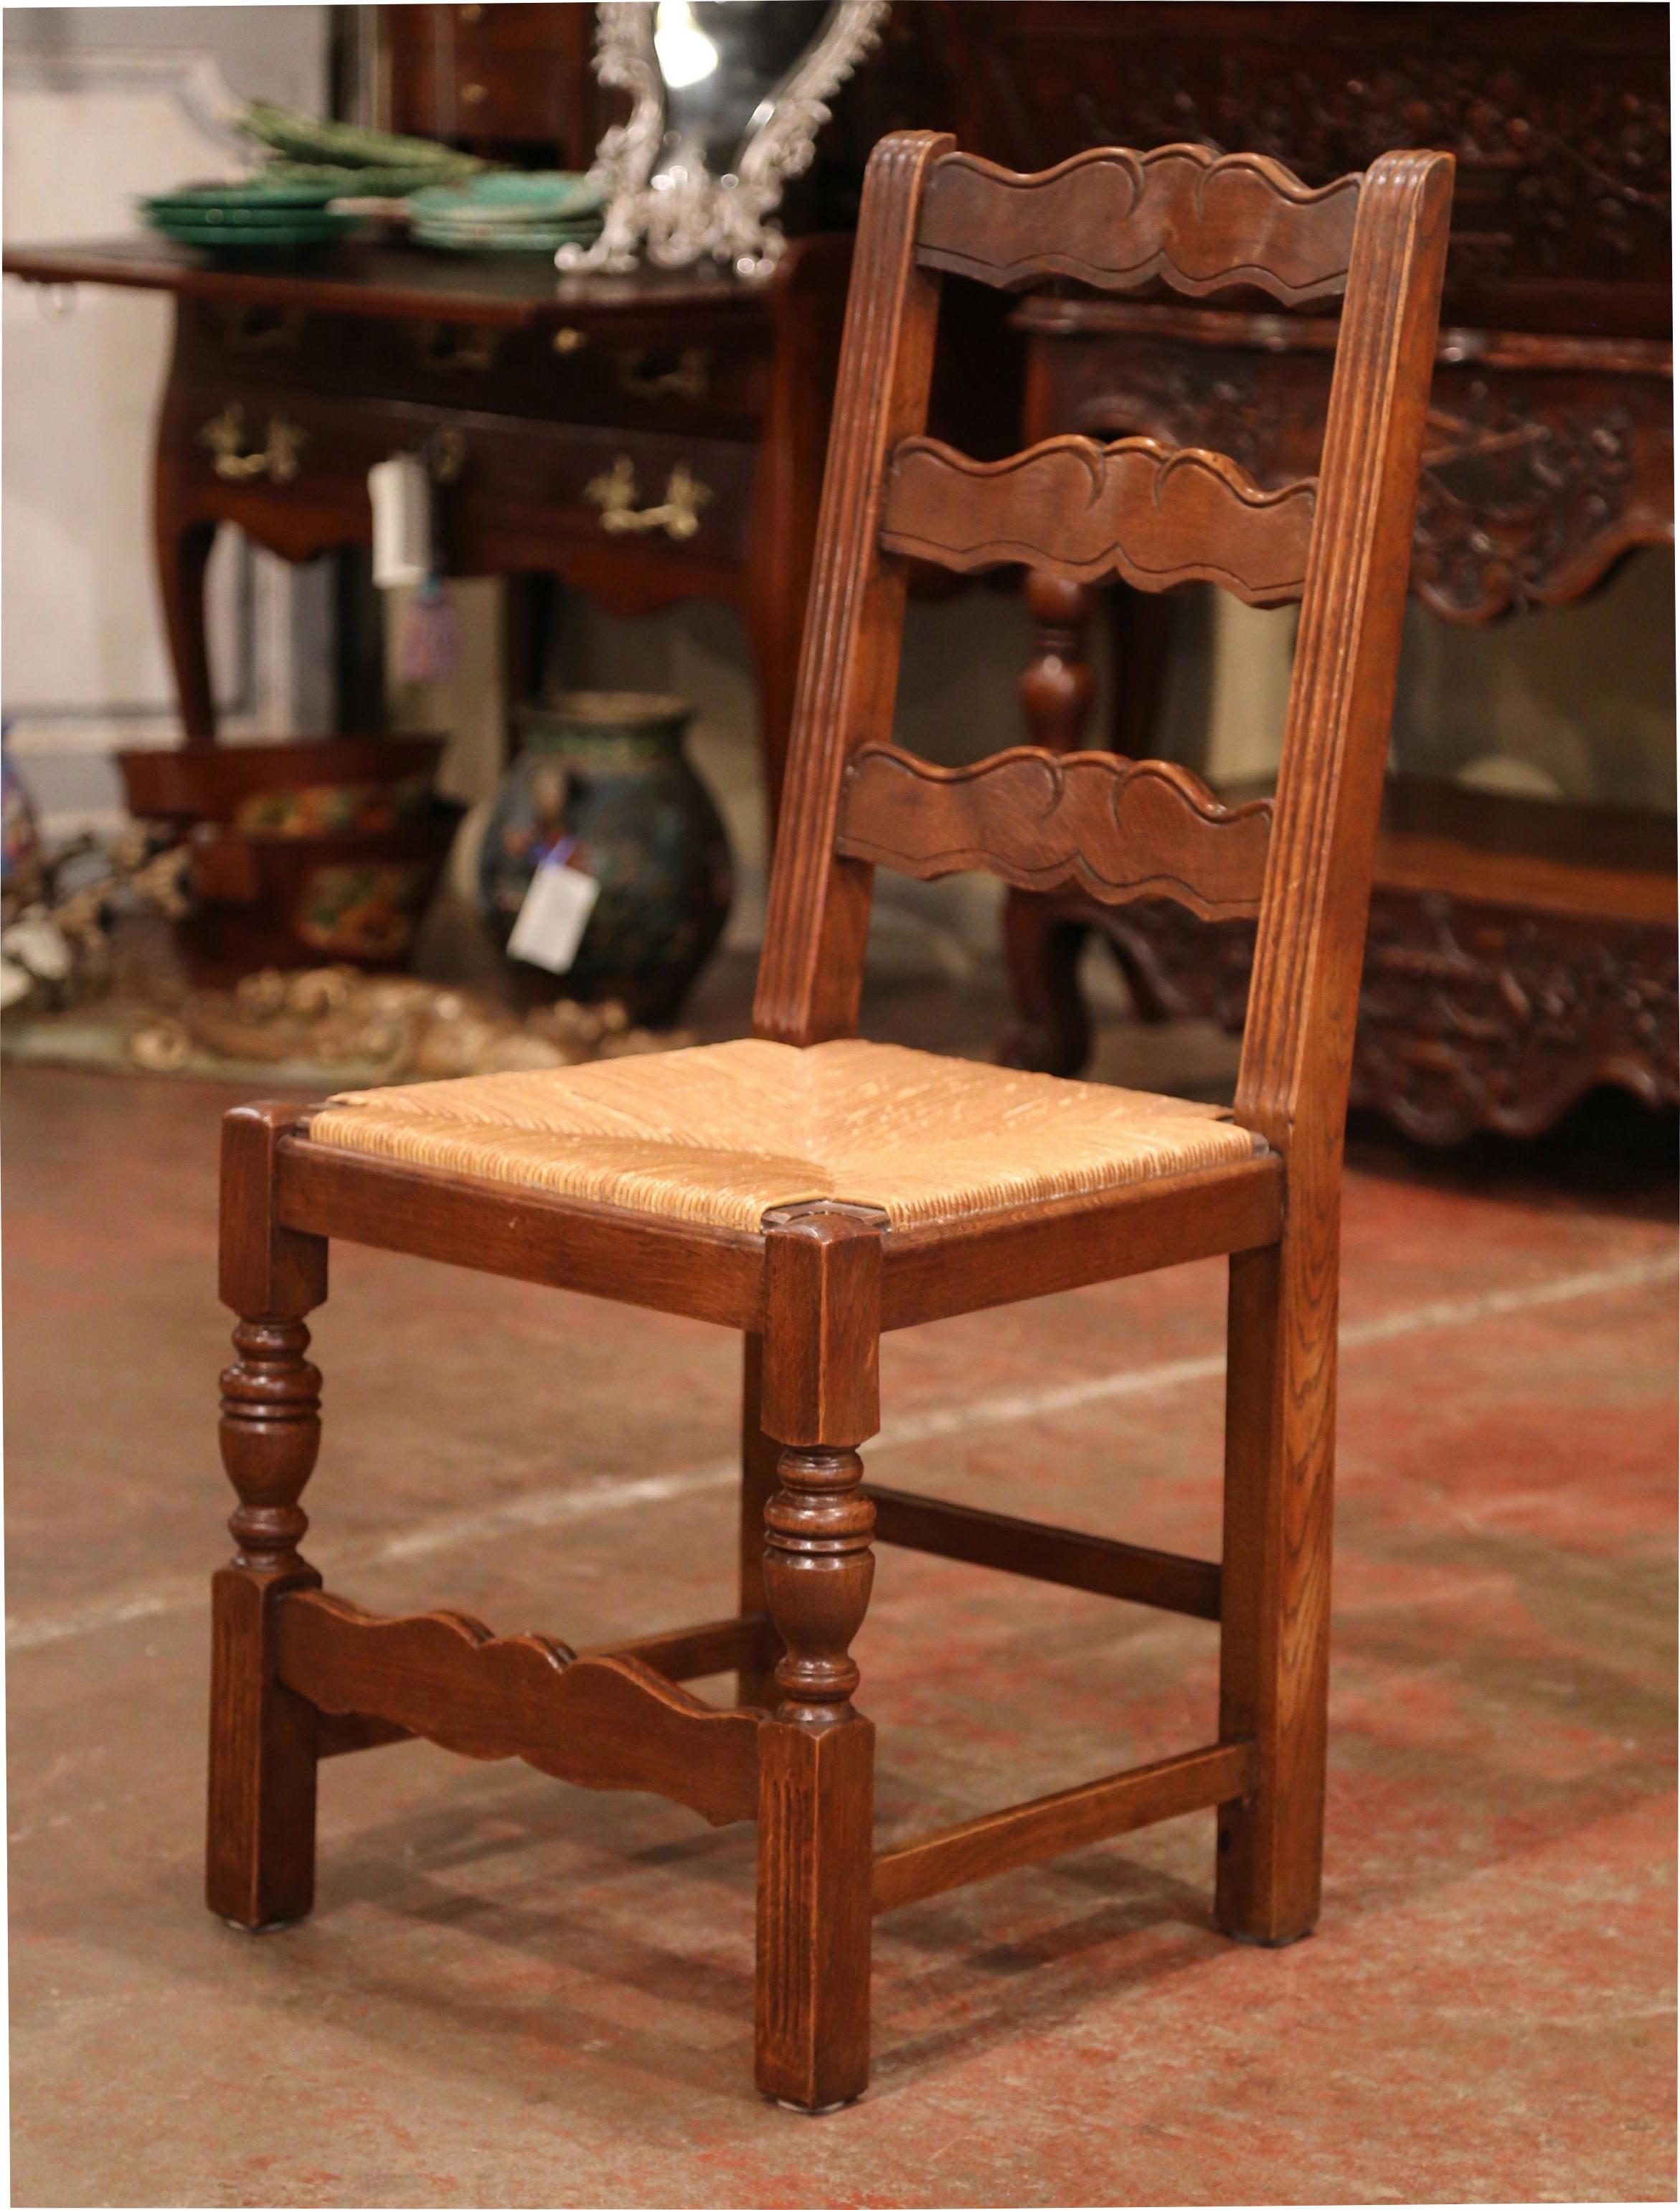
<box><xmin>309</xmin><ymin>1038</ymin><xmax>1262</xmax><ymax>1231</ymax></box>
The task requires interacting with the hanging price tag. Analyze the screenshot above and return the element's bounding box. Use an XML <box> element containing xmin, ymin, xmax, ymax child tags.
<box><xmin>507</xmin><ymin>852</ymin><xmax>600</xmax><ymax>974</ymax></box>
<box><xmin>368</xmin><ymin>453</ymin><xmax>430</xmax><ymax>588</ymax></box>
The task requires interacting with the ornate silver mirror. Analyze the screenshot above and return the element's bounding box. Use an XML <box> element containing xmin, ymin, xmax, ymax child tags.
<box><xmin>560</xmin><ymin>0</ymin><xmax>889</xmax><ymax>279</ymax></box>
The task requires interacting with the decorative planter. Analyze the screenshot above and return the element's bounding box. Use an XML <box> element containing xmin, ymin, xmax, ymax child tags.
<box><xmin>477</xmin><ymin>692</ymin><xmax>732</xmax><ymax>1025</ymax></box>
<box><xmin>180</xmin><ymin>807</ymin><xmax>463</xmax><ymax>982</ymax></box>
<box><xmin>117</xmin><ymin>736</ymin><xmax>455</xmax><ymax>981</ymax></box>
<box><xmin>117</xmin><ymin>735</ymin><xmax>445</xmax><ymax>829</ymax></box>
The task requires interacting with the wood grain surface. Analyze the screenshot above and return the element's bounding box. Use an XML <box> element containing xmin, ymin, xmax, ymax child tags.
<box><xmin>277</xmin><ymin>1591</ymin><xmax>761</xmax><ymax>1828</ymax></box>
<box><xmin>916</xmin><ymin>145</ymin><xmax>1361</xmax><ymax>302</ymax></box>
<box><xmin>880</xmin><ymin>433</ymin><xmax>1315</xmax><ymax>602</ymax></box>
<box><xmin>838</xmin><ymin>741</ymin><xmax>1273</xmax><ymax>916</ymax></box>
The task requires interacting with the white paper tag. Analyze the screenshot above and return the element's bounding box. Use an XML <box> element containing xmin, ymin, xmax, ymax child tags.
<box><xmin>506</xmin><ymin>860</ymin><xmax>600</xmax><ymax>974</ymax></box>
<box><xmin>368</xmin><ymin>453</ymin><xmax>431</xmax><ymax>589</ymax></box>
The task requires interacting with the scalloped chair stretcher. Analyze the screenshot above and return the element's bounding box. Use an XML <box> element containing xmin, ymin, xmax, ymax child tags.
<box><xmin>207</xmin><ymin>131</ymin><xmax>1453</xmax><ymax>2114</ymax></box>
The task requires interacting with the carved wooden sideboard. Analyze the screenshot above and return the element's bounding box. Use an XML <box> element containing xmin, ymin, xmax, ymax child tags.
<box><xmin>1002</xmin><ymin>302</ymin><xmax>1677</xmax><ymax>1142</ymax></box>
<box><xmin>892</xmin><ymin>0</ymin><xmax>1676</xmax><ymax>1139</ymax></box>
<box><xmin>1</xmin><ymin>235</ymin><xmax>849</xmax><ymax>819</ymax></box>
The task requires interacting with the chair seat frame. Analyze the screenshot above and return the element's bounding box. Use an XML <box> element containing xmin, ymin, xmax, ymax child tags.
<box><xmin>208</xmin><ymin>131</ymin><xmax>1452</xmax><ymax>2111</ymax></box>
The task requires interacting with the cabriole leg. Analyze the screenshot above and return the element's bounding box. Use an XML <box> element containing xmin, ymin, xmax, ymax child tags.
<box><xmin>208</xmin><ymin>1104</ymin><xmax>327</xmax><ymax>1930</ymax></box>
<box><xmin>753</xmin><ymin>1205</ymin><xmax>883</xmax><ymax>2111</ymax></box>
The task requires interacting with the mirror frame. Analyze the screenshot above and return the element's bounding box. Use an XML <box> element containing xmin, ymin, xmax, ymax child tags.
<box><xmin>559</xmin><ymin>0</ymin><xmax>890</xmax><ymax>278</ymax></box>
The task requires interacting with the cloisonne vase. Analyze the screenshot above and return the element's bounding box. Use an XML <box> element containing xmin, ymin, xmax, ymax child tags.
<box><xmin>477</xmin><ymin>691</ymin><xmax>732</xmax><ymax>1024</ymax></box>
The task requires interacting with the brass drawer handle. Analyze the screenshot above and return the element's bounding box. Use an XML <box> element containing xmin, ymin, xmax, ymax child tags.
<box><xmin>584</xmin><ymin>456</ymin><xmax>712</xmax><ymax>542</ymax></box>
<box><xmin>427</xmin><ymin>428</ymin><xmax>468</xmax><ymax>485</ymax></box>
<box><xmin>197</xmin><ymin>403</ymin><xmax>306</xmax><ymax>484</ymax></box>
<box><xmin>613</xmin><ymin>346</ymin><xmax>713</xmax><ymax>403</ymax></box>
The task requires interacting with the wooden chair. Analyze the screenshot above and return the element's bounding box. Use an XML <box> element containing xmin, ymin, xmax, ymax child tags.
<box><xmin>209</xmin><ymin>133</ymin><xmax>1452</xmax><ymax>2110</ymax></box>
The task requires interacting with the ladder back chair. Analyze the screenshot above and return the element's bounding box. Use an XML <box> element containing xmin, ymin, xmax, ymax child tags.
<box><xmin>210</xmin><ymin>133</ymin><xmax>1452</xmax><ymax>2110</ymax></box>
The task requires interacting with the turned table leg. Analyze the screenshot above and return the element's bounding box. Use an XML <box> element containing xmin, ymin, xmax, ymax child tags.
<box><xmin>753</xmin><ymin>1205</ymin><xmax>884</xmax><ymax>2112</ymax></box>
<box><xmin>207</xmin><ymin>1104</ymin><xmax>328</xmax><ymax>1929</ymax></box>
<box><xmin>1020</xmin><ymin>570</ymin><xmax>1097</xmax><ymax>751</ymax></box>
<box><xmin>1001</xmin><ymin>572</ymin><xmax>1099</xmax><ymax>1074</ymax></box>
<box><xmin>1000</xmin><ymin>886</ymin><xmax>1095</xmax><ymax>1076</ymax></box>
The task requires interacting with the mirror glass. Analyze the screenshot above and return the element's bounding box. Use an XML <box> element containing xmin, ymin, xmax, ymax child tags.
<box><xmin>570</xmin><ymin>0</ymin><xmax>885</xmax><ymax>276</ymax></box>
<box><xmin>655</xmin><ymin>1</ymin><xmax>835</xmax><ymax>179</ymax></box>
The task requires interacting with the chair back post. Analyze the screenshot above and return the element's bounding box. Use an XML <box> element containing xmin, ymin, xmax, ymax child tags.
<box><xmin>753</xmin><ymin>130</ymin><xmax>953</xmax><ymax>1045</ymax></box>
<box><xmin>1233</xmin><ymin>151</ymin><xmax>1453</xmax><ymax>1172</ymax></box>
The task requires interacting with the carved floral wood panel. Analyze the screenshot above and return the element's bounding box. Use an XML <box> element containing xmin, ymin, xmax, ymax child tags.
<box><xmin>906</xmin><ymin>5</ymin><xmax>1670</xmax><ymax>332</ymax></box>
<box><xmin>1080</xmin><ymin>890</ymin><xmax>1680</xmax><ymax>1145</ymax></box>
<box><xmin>1020</xmin><ymin>316</ymin><xmax>1674</xmax><ymax>622</ymax></box>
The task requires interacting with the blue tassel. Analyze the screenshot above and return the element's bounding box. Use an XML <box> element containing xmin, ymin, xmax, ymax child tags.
<box><xmin>397</xmin><ymin>575</ymin><xmax>460</xmax><ymax>686</ymax></box>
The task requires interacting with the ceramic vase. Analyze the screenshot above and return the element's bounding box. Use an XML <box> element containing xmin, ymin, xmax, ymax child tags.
<box><xmin>477</xmin><ymin>691</ymin><xmax>732</xmax><ymax>1024</ymax></box>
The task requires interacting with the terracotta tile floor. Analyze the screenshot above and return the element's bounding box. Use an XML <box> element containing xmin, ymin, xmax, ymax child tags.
<box><xmin>5</xmin><ymin>972</ymin><xmax>1675</xmax><ymax>2206</ymax></box>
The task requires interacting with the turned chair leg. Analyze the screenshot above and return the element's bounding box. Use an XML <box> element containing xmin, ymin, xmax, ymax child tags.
<box><xmin>1215</xmin><ymin>1232</ymin><xmax>1334</xmax><ymax>1945</ymax></box>
<box><xmin>208</xmin><ymin>1104</ymin><xmax>329</xmax><ymax>1931</ymax></box>
<box><xmin>752</xmin><ymin>1205</ymin><xmax>884</xmax><ymax>2111</ymax></box>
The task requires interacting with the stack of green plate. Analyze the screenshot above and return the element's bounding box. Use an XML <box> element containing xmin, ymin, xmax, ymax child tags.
<box><xmin>139</xmin><ymin>181</ymin><xmax>361</xmax><ymax>257</ymax></box>
<box><xmin>408</xmin><ymin>173</ymin><xmax>606</xmax><ymax>255</ymax></box>
<box><xmin>255</xmin><ymin>159</ymin><xmax>487</xmax><ymax>199</ymax></box>
<box><xmin>238</xmin><ymin>100</ymin><xmax>487</xmax><ymax>186</ymax></box>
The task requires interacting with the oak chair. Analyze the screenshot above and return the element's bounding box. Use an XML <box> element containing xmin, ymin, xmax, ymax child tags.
<box><xmin>209</xmin><ymin>133</ymin><xmax>1452</xmax><ymax>2110</ymax></box>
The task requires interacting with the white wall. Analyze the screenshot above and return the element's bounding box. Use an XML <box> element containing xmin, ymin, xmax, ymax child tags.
<box><xmin>2</xmin><ymin>6</ymin><xmax>333</xmax><ymax>831</ymax></box>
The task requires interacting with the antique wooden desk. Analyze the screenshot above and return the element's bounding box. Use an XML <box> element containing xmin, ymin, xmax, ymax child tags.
<box><xmin>1</xmin><ymin>235</ymin><xmax>849</xmax><ymax>814</ymax></box>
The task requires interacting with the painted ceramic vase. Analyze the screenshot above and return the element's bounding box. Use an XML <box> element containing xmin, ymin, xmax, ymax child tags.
<box><xmin>477</xmin><ymin>691</ymin><xmax>732</xmax><ymax>1023</ymax></box>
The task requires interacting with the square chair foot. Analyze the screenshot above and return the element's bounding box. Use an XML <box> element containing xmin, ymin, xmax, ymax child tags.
<box><xmin>1219</xmin><ymin>1924</ymin><xmax>1313</xmax><ymax>1950</ymax></box>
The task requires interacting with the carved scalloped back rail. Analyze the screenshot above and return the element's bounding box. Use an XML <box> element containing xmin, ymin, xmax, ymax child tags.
<box><xmin>879</xmin><ymin>436</ymin><xmax>1316</xmax><ymax>605</ymax></box>
<box><xmin>275</xmin><ymin>1590</ymin><xmax>761</xmax><ymax>1827</ymax></box>
<box><xmin>836</xmin><ymin>743</ymin><xmax>1273</xmax><ymax>921</ymax></box>
<box><xmin>916</xmin><ymin>146</ymin><xmax>1362</xmax><ymax>304</ymax></box>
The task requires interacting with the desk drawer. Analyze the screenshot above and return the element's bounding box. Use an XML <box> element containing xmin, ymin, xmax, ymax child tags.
<box><xmin>456</xmin><ymin>416</ymin><xmax>757</xmax><ymax>564</ymax></box>
<box><xmin>180</xmin><ymin>304</ymin><xmax>771</xmax><ymax>436</ymax></box>
<box><xmin>170</xmin><ymin>383</ymin><xmax>758</xmax><ymax>568</ymax></box>
<box><xmin>351</xmin><ymin>319</ymin><xmax>772</xmax><ymax>436</ymax></box>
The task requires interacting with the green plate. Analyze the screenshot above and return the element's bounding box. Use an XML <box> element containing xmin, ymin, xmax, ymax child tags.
<box><xmin>410</xmin><ymin>217</ymin><xmax>605</xmax><ymax>243</ymax></box>
<box><xmin>258</xmin><ymin>159</ymin><xmax>484</xmax><ymax>198</ymax></box>
<box><xmin>411</xmin><ymin>224</ymin><xmax>599</xmax><ymax>253</ymax></box>
<box><xmin>238</xmin><ymin>98</ymin><xmax>489</xmax><ymax>176</ymax></box>
<box><xmin>146</xmin><ymin>204</ymin><xmax>350</xmax><ymax>231</ymax></box>
<box><xmin>409</xmin><ymin>173</ymin><xmax>605</xmax><ymax>222</ymax></box>
<box><xmin>141</xmin><ymin>181</ymin><xmax>341</xmax><ymax>214</ymax></box>
<box><xmin>149</xmin><ymin>215</ymin><xmax>359</xmax><ymax>252</ymax></box>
